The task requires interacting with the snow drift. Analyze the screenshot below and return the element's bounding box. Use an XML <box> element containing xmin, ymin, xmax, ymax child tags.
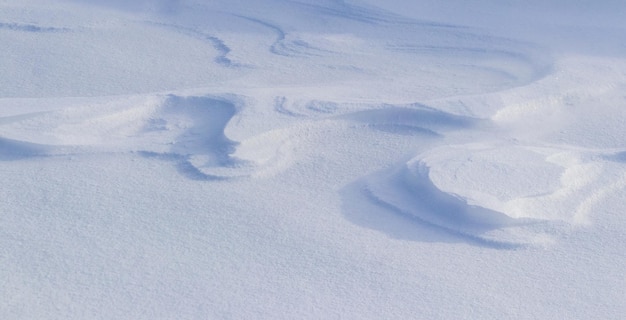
<box><xmin>1</xmin><ymin>0</ymin><xmax>625</xmax><ymax>319</ymax></box>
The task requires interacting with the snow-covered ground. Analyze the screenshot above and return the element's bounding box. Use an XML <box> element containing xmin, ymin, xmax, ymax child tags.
<box><xmin>1</xmin><ymin>0</ymin><xmax>625</xmax><ymax>318</ymax></box>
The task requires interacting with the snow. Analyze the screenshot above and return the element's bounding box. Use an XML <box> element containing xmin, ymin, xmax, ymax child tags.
<box><xmin>1</xmin><ymin>0</ymin><xmax>625</xmax><ymax>318</ymax></box>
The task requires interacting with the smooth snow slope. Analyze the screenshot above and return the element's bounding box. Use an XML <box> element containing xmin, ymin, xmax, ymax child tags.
<box><xmin>1</xmin><ymin>0</ymin><xmax>625</xmax><ymax>318</ymax></box>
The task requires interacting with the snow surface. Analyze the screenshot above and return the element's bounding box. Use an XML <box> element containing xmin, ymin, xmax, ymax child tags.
<box><xmin>1</xmin><ymin>0</ymin><xmax>625</xmax><ymax>318</ymax></box>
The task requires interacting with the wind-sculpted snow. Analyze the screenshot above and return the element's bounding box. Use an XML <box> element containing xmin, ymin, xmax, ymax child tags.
<box><xmin>360</xmin><ymin>143</ymin><xmax>626</xmax><ymax>247</ymax></box>
<box><xmin>344</xmin><ymin>105</ymin><xmax>478</xmax><ymax>136</ymax></box>
<box><xmin>351</xmin><ymin>57</ymin><xmax>626</xmax><ymax>248</ymax></box>
<box><xmin>0</xmin><ymin>0</ymin><xmax>550</xmax><ymax>98</ymax></box>
<box><xmin>145</xmin><ymin>22</ymin><xmax>240</xmax><ymax>67</ymax></box>
<box><xmin>0</xmin><ymin>7</ymin><xmax>235</xmax><ymax>97</ymax></box>
<box><xmin>2</xmin><ymin>0</ymin><xmax>626</xmax><ymax>319</ymax></box>
<box><xmin>361</xmin><ymin>163</ymin><xmax>529</xmax><ymax>249</ymax></box>
<box><xmin>0</xmin><ymin>95</ymin><xmax>241</xmax><ymax>178</ymax></box>
<box><xmin>0</xmin><ymin>94</ymin><xmax>304</xmax><ymax>181</ymax></box>
<box><xmin>138</xmin><ymin>95</ymin><xmax>244</xmax><ymax>180</ymax></box>
<box><xmin>336</xmin><ymin>107</ymin><xmax>549</xmax><ymax>248</ymax></box>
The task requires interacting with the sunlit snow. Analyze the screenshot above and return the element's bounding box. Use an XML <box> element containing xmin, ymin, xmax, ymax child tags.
<box><xmin>1</xmin><ymin>0</ymin><xmax>625</xmax><ymax>318</ymax></box>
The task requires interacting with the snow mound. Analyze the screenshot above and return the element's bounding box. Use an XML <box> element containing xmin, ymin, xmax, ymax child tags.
<box><xmin>352</xmin><ymin>56</ymin><xmax>626</xmax><ymax>248</ymax></box>
<box><xmin>0</xmin><ymin>94</ymin><xmax>297</xmax><ymax>180</ymax></box>
<box><xmin>362</xmin><ymin>135</ymin><xmax>626</xmax><ymax>248</ymax></box>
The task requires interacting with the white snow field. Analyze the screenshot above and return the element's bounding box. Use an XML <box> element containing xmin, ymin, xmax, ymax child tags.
<box><xmin>1</xmin><ymin>0</ymin><xmax>625</xmax><ymax>318</ymax></box>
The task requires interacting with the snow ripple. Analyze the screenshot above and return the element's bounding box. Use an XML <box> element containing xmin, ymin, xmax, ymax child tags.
<box><xmin>145</xmin><ymin>22</ymin><xmax>242</xmax><ymax>67</ymax></box>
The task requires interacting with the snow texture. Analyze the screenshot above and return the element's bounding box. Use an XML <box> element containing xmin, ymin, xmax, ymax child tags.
<box><xmin>1</xmin><ymin>0</ymin><xmax>625</xmax><ymax>319</ymax></box>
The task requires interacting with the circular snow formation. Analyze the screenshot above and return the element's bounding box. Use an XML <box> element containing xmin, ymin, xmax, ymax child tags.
<box><xmin>416</xmin><ymin>144</ymin><xmax>614</xmax><ymax>224</ymax></box>
<box><xmin>420</xmin><ymin>145</ymin><xmax>562</xmax><ymax>219</ymax></box>
<box><xmin>363</xmin><ymin>142</ymin><xmax>626</xmax><ymax>247</ymax></box>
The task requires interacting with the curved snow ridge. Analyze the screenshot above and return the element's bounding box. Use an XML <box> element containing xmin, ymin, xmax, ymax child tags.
<box><xmin>233</xmin><ymin>15</ymin><xmax>331</xmax><ymax>58</ymax></box>
<box><xmin>146</xmin><ymin>95</ymin><xmax>243</xmax><ymax>179</ymax></box>
<box><xmin>365</xmin><ymin>143</ymin><xmax>626</xmax><ymax>247</ymax></box>
<box><xmin>364</xmin><ymin>162</ymin><xmax>538</xmax><ymax>249</ymax></box>
<box><xmin>153</xmin><ymin>95</ymin><xmax>303</xmax><ymax>180</ymax></box>
<box><xmin>31</xmin><ymin>94</ymin><xmax>302</xmax><ymax>180</ymax></box>
<box><xmin>425</xmin><ymin>144</ymin><xmax>626</xmax><ymax>226</ymax></box>
<box><xmin>244</xmin><ymin>101</ymin><xmax>479</xmax><ymax>178</ymax></box>
<box><xmin>342</xmin><ymin>104</ymin><xmax>480</xmax><ymax>136</ymax></box>
<box><xmin>0</xmin><ymin>94</ymin><xmax>294</xmax><ymax>180</ymax></box>
<box><xmin>94</xmin><ymin>94</ymin><xmax>292</xmax><ymax>180</ymax></box>
<box><xmin>0</xmin><ymin>11</ymin><xmax>233</xmax><ymax>97</ymax></box>
<box><xmin>144</xmin><ymin>22</ymin><xmax>238</xmax><ymax>67</ymax></box>
<box><xmin>274</xmin><ymin>98</ymin><xmax>482</xmax><ymax>132</ymax></box>
<box><xmin>431</xmin><ymin>56</ymin><xmax>621</xmax><ymax>120</ymax></box>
